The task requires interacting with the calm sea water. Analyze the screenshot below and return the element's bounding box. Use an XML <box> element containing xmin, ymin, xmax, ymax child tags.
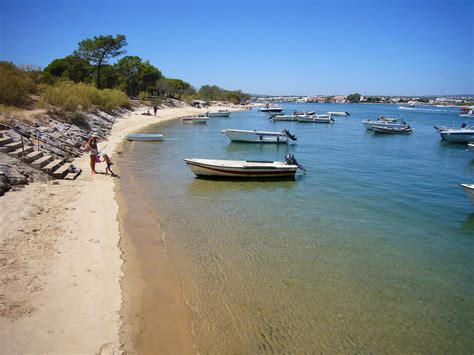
<box><xmin>118</xmin><ymin>104</ymin><xmax>473</xmax><ymax>353</ymax></box>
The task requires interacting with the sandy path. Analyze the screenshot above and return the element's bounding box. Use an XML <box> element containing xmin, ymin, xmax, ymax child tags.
<box><xmin>0</xmin><ymin>105</ymin><xmax>216</xmax><ymax>353</ymax></box>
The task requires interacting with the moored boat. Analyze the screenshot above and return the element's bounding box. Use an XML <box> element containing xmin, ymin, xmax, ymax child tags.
<box><xmin>327</xmin><ymin>111</ymin><xmax>350</xmax><ymax>116</ymax></box>
<box><xmin>439</xmin><ymin>126</ymin><xmax>474</xmax><ymax>143</ymax></box>
<box><xmin>372</xmin><ymin>124</ymin><xmax>412</xmax><ymax>134</ymax></box>
<box><xmin>221</xmin><ymin>128</ymin><xmax>297</xmax><ymax>143</ymax></box>
<box><xmin>184</xmin><ymin>154</ymin><xmax>305</xmax><ymax>179</ymax></box>
<box><xmin>208</xmin><ymin>110</ymin><xmax>231</xmax><ymax>117</ymax></box>
<box><xmin>468</xmin><ymin>142</ymin><xmax>474</xmax><ymax>149</ymax></box>
<box><xmin>271</xmin><ymin>114</ymin><xmax>298</xmax><ymax>121</ymax></box>
<box><xmin>459</xmin><ymin>107</ymin><xmax>474</xmax><ymax>118</ymax></box>
<box><xmin>459</xmin><ymin>184</ymin><xmax>474</xmax><ymax>203</ymax></box>
<box><xmin>260</xmin><ymin>107</ymin><xmax>284</xmax><ymax>113</ymax></box>
<box><xmin>297</xmin><ymin>114</ymin><xmax>334</xmax><ymax>123</ymax></box>
<box><xmin>181</xmin><ymin>115</ymin><xmax>209</xmax><ymax>124</ymax></box>
<box><xmin>126</xmin><ymin>133</ymin><xmax>163</xmax><ymax>141</ymax></box>
<box><xmin>363</xmin><ymin>117</ymin><xmax>405</xmax><ymax>130</ymax></box>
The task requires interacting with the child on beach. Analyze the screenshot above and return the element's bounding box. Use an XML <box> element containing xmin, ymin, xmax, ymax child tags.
<box><xmin>98</xmin><ymin>153</ymin><xmax>117</xmax><ymax>177</ymax></box>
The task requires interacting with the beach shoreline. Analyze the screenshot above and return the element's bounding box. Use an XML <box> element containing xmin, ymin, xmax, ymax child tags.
<box><xmin>0</xmin><ymin>104</ymin><xmax>244</xmax><ymax>353</ymax></box>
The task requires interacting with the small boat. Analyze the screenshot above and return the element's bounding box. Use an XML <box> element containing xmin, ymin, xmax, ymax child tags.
<box><xmin>293</xmin><ymin>111</ymin><xmax>315</xmax><ymax>116</ymax></box>
<box><xmin>459</xmin><ymin>184</ymin><xmax>474</xmax><ymax>203</ymax></box>
<box><xmin>181</xmin><ymin>115</ymin><xmax>209</xmax><ymax>124</ymax></box>
<box><xmin>126</xmin><ymin>133</ymin><xmax>163</xmax><ymax>141</ymax></box>
<box><xmin>439</xmin><ymin>126</ymin><xmax>474</xmax><ymax>143</ymax></box>
<box><xmin>372</xmin><ymin>124</ymin><xmax>412</xmax><ymax>134</ymax></box>
<box><xmin>459</xmin><ymin>107</ymin><xmax>474</xmax><ymax>118</ymax></box>
<box><xmin>327</xmin><ymin>111</ymin><xmax>350</xmax><ymax>116</ymax></box>
<box><xmin>260</xmin><ymin>107</ymin><xmax>284</xmax><ymax>113</ymax></box>
<box><xmin>297</xmin><ymin>114</ymin><xmax>334</xmax><ymax>123</ymax></box>
<box><xmin>208</xmin><ymin>110</ymin><xmax>231</xmax><ymax>117</ymax></box>
<box><xmin>221</xmin><ymin>129</ymin><xmax>297</xmax><ymax>143</ymax></box>
<box><xmin>184</xmin><ymin>154</ymin><xmax>305</xmax><ymax>179</ymax></box>
<box><xmin>271</xmin><ymin>114</ymin><xmax>298</xmax><ymax>121</ymax></box>
<box><xmin>363</xmin><ymin>118</ymin><xmax>405</xmax><ymax>130</ymax></box>
<box><xmin>468</xmin><ymin>142</ymin><xmax>474</xmax><ymax>149</ymax></box>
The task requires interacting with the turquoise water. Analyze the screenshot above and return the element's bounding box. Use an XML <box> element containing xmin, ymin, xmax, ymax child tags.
<box><xmin>119</xmin><ymin>104</ymin><xmax>473</xmax><ymax>353</ymax></box>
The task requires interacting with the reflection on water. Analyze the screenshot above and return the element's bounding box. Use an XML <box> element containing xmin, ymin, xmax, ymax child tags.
<box><xmin>118</xmin><ymin>103</ymin><xmax>474</xmax><ymax>353</ymax></box>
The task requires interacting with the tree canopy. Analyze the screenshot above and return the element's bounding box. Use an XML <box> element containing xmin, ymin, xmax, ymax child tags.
<box><xmin>346</xmin><ymin>93</ymin><xmax>361</xmax><ymax>103</ymax></box>
<box><xmin>44</xmin><ymin>55</ymin><xmax>92</xmax><ymax>83</ymax></box>
<box><xmin>74</xmin><ymin>34</ymin><xmax>127</xmax><ymax>88</ymax></box>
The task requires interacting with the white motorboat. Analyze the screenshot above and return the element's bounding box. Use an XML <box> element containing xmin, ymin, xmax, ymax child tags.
<box><xmin>184</xmin><ymin>154</ymin><xmax>305</xmax><ymax>179</ymax></box>
<box><xmin>293</xmin><ymin>111</ymin><xmax>315</xmax><ymax>116</ymax></box>
<box><xmin>459</xmin><ymin>107</ymin><xmax>474</xmax><ymax>118</ymax></box>
<box><xmin>468</xmin><ymin>142</ymin><xmax>474</xmax><ymax>149</ymax></box>
<box><xmin>208</xmin><ymin>110</ymin><xmax>231</xmax><ymax>117</ymax></box>
<box><xmin>271</xmin><ymin>114</ymin><xmax>298</xmax><ymax>121</ymax></box>
<box><xmin>297</xmin><ymin>114</ymin><xmax>334</xmax><ymax>123</ymax></box>
<box><xmin>260</xmin><ymin>107</ymin><xmax>284</xmax><ymax>113</ymax></box>
<box><xmin>181</xmin><ymin>115</ymin><xmax>209</xmax><ymax>124</ymax></box>
<box><xmin>327</xmin><ymin>111</ymin><xmax>350</xmax><ymax>116</ymax></box>
<box><xmin>363</xmin><ymin>118</ymin><xmax>405</xmax><ymax>130</ymax></box>
<box><xmin>439</xmin><ymin>126</ymin><xmax>474</xmax><ymax>143</ymax></box>
<box><xmin>372</xmin><ymin>124</ymin><xmax>412</xmax><ymax>134</ymax></box>
<box><xmin>459</xmin><ymin>184</ymin><xmax>474</xmax><ymax>203</ymax></box>
<box><xmin>126</xmin><ymin>133</ymin><xmax>163</xmax><ymax>141</ymax></box>
<box><xmin>221</xmin><ymin>129</ymin><xmax>297</xmax><ymax>143</ymax></box>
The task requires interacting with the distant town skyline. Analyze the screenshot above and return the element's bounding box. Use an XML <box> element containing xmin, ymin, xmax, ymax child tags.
<box><xmin>1</xmin><ymin>0</ymin><xmax>472</xmax><ymax>96</ymax></box>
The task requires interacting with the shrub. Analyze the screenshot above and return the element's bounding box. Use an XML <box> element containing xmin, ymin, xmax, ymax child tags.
<box><xmin>40</xmin><ymin>81</ymin><xmax>130</xmax><ymax>114</ymax></box>
<box><xmin>0</xmin><ymin>62</ymin><xmax>35</xmax><ymax>106</ymax></box>
<box><xmin>138</xmin><ymin>91</ymin><xmax>148</xmax><ymax>102</ymax></box>
<box><xmin>64</xmin><ymin>111</ymin><xmax>91</xmax><ymax>129</ymax></box>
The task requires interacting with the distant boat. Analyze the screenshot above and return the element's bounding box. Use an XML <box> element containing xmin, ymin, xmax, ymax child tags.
<box><xmin>221</xmin><ymin>128</ymin><xmax>297</xmax><ymax>143</ymax></box>
<box><xmin>327</xmin><ymin>111</ymin><xmax>350</xmax><ymax>116</ymax></box>
<box><xmin>181</xmin><ymin>115</ymin><xmax>208</xmax><ymax>124</ymax></box>
<box><xmin>459</xmin><ymin>184</ymin><xmax>474</xmax><ymax>203</ymax></box>
<box><xmin>260</xmin><ymin>107</ymin><xmax>284</xmax><ymax>113</ymax></box>
<box><xmin>184</xmin><ymin>154</ymin><xmax>305</xmax><ymax>179</ymax></box>
<box><xmin>297</xmin><ymin>114</ymin><xmax>334</xmax><ymax>123</ymax></box>
<box><xmin>208</xmin><ymin>110</ymin><xmax>231</xmax><ymax>117</ymax></box>
<box><xmin>271</xmin><ymin>114</ymin><xmax>298</xmax><ymax>121</ymax></box>
<box><xmin>469</xmin><ymin>142</ymin><xmax>474</xmax><ymax>149</ymax></box>
<box><xmin>372</xmin><ymin>124</ymin><xmax>412</xmax><ymax>134</ymax></box>
<box><xmin>439</xmin><ymin>126</ymin><xmax>474</xmax><ymax>143</ymax></box>
<box><xmin>126</xmin><ymin>133</ymin><xmax>163</xmax><ymax>141</ymax></box>
<box><xmin>459</xmin><ymin>107</ymin><xmax>474</xmax><ymax>118</ymax></box>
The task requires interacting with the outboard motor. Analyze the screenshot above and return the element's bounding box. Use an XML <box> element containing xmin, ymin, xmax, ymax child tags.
<box><xmin>282</xmin><ymin>129</ymin><xmax>297</xmax><ymax>141</ymax></box>
<box><xmin>285</xmin><ymin>153</ymin><xmax>306</xmax><ymax>172</ymax></box>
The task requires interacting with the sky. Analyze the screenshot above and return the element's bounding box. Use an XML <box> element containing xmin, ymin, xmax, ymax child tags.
<box><xmin>0</xmin><ymin>0</ymin><xmax>472</xmax><ymax>96</ymax></box>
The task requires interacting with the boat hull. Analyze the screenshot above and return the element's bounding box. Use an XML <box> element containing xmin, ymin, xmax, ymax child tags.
<box><xmin>271</xmin><ymin>115</ymin><xmax>297</xmax><ymax>121</ymax></box>
<box><xmin>372</xmin><ymin>125</ymin><xmax>412</xmax><ymax>134</ymax></box>
<box><xmin>260</xmin><ymin>108</ymin><xmax>283</xmax><ymax>113</ymax></box>
<box><xmin>440</xmin><ymin>131</ymin><xmax>474</xmax><ymax>143</ymax></box>
<box><xmin>223</xmin><ymin>130</ymin><xmax>289</xmax><ymax>143</ymax></box>
<box><xmin>297</xmin><ymin>115</ymin><xmax>333</xmax><ymax>123</ymax></box>
<box><xmin>184</xmin><ymin>159</ymin><xmax>297</xmax><ymax>179</ymax></box>
<box><xmin>363</xmin><ymin>121</ymin><xmax>406</xmax><ymax>130</ymax></box>
<box><xmin>460</xmin><ymin>184</ymin><xmax>474</xmax><ymax>203</ymax></box>
<box><xmin>208</xmin><ymin>111</ymin><xmax>231</xmax><ymax>117</ymax></box>
<box><xmin>126</xmin><ymin>133</ymin><xmax>163</xmax><ymax>141</ymax></box>
<box><xmin>181</xmin><ymin>118</ymin><xmax>208</xmax><ymax>124</ymax></box>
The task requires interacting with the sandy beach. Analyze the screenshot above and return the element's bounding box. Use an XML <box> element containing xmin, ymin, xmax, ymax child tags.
<box><xmin>0</xmin><ymin>105</ymin><xmax>242</xmax><ymax>353</ymax></box>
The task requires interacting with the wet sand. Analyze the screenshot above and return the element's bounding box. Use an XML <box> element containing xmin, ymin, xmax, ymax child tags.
<box><xmin>0</xmin><ymin>104</ymin><xmax>246</xmax><ymax>353</ymax></box>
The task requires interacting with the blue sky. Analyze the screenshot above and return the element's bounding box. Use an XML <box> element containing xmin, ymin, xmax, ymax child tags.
<box><xmin>0</xmin><ymin>0</ymin><xmax>472</xmax><ymax>95</ymax></box>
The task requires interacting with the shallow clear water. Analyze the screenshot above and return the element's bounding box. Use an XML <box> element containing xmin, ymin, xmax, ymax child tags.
<box><xmin>118</xmin><ymin>104</ymin><xmax>473</xmax><ymax>353</ymax></box>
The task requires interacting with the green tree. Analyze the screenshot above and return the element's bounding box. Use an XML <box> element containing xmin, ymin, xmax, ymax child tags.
<box><xmin>346</xmin><ymin>93</ymin><xmax>361</xmax><ymax>103</ymax></box>
<box><xmin>139</xmin><ymin>61</ymin><xmax>162</xmax><ymax>94</ymax></box>
<box><xmin>115</xmin><ymin>56</ymin><xmax>142</xmax><ymax>96</ymax></box>
<box><xmin>164</xmin><ymin>78</ymin><xmax>195</xmax><ymax>99</ymax></box>
<box><xmin>74</xmin><ymin>34</ymin><xmax>127</xmax><ymax>89</ymax></box>
<box><xmin>44</xmin><ymin>55</ymin><xmax>92</xmax><ymax>83</ymax></box>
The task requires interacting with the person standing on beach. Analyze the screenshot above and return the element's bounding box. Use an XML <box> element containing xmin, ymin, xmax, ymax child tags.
<box><xmin>153</xmin><ymin>105</ymin><xmax>158</xmax><ymax>115</ymax></box>
<box><xmin>85</xmin><ymin>135</ymin><xmax>98</xmax><ymax>174</ymax></box>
